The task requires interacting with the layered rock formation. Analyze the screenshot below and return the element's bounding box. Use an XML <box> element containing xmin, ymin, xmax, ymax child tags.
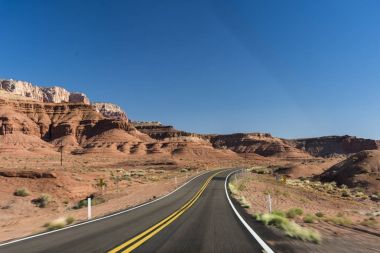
<box><xmin>0</xmin><ymin>97</ymin><xmax>144</xmax><ymax>153</ymax></box>
<box><xmin>133</xmin><ymin>122</ymin><xmax>201</xmax><ymax>140</ymax></box>
<box><xmin>287</xmin><ymin>135</ymin><xmax>379</xmax><ymax>157</ymax></box>
<box><xmin>1</xmin><ymin>78</ymin><xmax>379</xmax><ymax>161</ymax></box>
<box><xmin>0</xmin><ymin>79</ymin><xmax>90</xmax><ymax>104</ymax></box>
<box><xmin>206</xmin><ymin>133</ymin><xmax>311</xmax><ymax>158</ymax></box>
<box><xmin>93</xmin><ymin>102</ymin><xmax>127</xmax><ymax>120</ymax></box>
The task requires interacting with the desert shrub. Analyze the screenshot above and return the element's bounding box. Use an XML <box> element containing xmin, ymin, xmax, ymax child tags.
<box><xmin>286</xmin><ymin>208</ymin><xmax>303</xmax><ymax>218</ymax></box>
<box><xmin>282</xmin><ymin>220</ymin><xmax>321</xmax><ymax>243</ymax></box>
<box><xmin>66</xmin><ymin>216</ymin><xmax>75</xmax><ymax>225</ymax></box>
<box><xmin>32</xmin><ymin>194</ymin><xmax>51</xmax><ymax>208</ymax></box>
<box><xmin>360</xmin><ymin>218</ymin><xmax>378</xmax><ymax>228</ymax></box>
<box><xmin>250</xmin><ymin>167</ymin><xmax>270</xmax><ymax>174</ymax></box>
<box><xmin>44</xmin><ymin>217</ymin><xmax>66</xmax><ymax>231</ymax></box>
<box><xmin>326</xmin><ymin>215</ymin><xmax>352</xmax><ymax>226</ymax></box>
<box><xmin>370</xmin><ymin>194</ymin><xmax>380</xmax><ymax>201</ymax></box>
<box><xmin>228</xmin><ymin>182</ymin><xmax>239</xmax><ymax>195</ymax></box>
<box><xmin>255</xmin><ymin>213</ymin><xmax>321</xmax><ymax>243</ymax></box>
<box><xmin>303</xmin><ymin>214</ymin><xmax>316</xmax><ymax>223</ymax></box>
<box><xmin>44</xmin><ymin>216</ymin><xmax>75</xmax><ymax>231</ymax></box>
<box><xmin>73</xmin><ymin>197</ymin><xmax>105</xmax><ymax>209</ymax></box>
<box><xmin>14</xmin><ymin>188</ymin><xmax>30</xmax><ymax>197</ymax></box>
<box><xmin>353</xmin><ymin>191</ymin><xmax>368</xmax><ymax>200</ymax></box>
<box><xmin>237</xmin><ymin>183</ymin><xmax>246</xmax><ymax>191</ymax></box>
<box><xmin>272</xmin><ymin>210</ymin><xmax>286</xmax><ymax>218</ymax></box>
<box><xmin>341</xmin><ymin>190</ymin><xmax>350</xmax><ymax>197</ymax></box>
<box><xmin>315</xmin><ymin>212</ymin><xmax>324</xmax><ymax>218</ymax></box>
<box><xmin>239</xmin><ymin>196</ymin><xmax>250</xmax><ymax>208</ymax></box>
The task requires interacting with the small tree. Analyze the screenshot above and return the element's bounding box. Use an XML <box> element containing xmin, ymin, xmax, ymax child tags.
<box><xmin>95</xmin><ymin>178</ymin><xmax>107</xmax><ymax>194</ymax></box>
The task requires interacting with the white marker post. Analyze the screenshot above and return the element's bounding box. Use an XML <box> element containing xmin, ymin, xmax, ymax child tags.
<box><xmin>174</xmin><ymin>176</ymin><xmax>177</xmax><ymax>188</ymax></box>
<box><xmin>267</xmin><ymin>194</ymin><xmax>272</xmax><ymax>213</ymax></box>
<box><xmin>87</xmin><ymin>197</ymin><xmax>92</xmax><ymax>220</ymax></box>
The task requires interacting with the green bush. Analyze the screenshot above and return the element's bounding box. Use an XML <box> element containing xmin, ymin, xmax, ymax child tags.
<box><xmin>286</xmin><ymin>208</ymin><xmax>303</xmax><ymax>218</ymax></box>
<box><xmin>272</xmin><ymin>210</ymin><xmax>286</xmax><ymax>218</ymax></box>
<box><xmin>303</xmin><ymin>214</ymin><xmax>316</xmax><ymax>223</ymax></box>
<box><xmin>32</xmin><ymin>194</ymin><xmax>51</xmax><ymax>208</ymax></box>
<box><xmin>14</xmin><ymin>188</ymin><xmax>30</xmax><ymax>197</ymax></box>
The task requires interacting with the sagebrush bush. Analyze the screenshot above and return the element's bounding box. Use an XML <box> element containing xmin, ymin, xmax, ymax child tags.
<box><xmin>14</xmin><ymin>188</ymin><xmax>30</xmax><ymax>197</ymax></box>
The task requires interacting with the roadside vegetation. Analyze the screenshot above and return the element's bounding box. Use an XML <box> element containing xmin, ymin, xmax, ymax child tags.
<box><xmin>253</xmin><ymin>211</ymin><xmax>321</xmax><ymax>243</ymax></box>
<box><xmin>73</xmin><ymin>196</ymin><xmax>106</xmax><ymax>209</ymax></box>
<box><xmin>14</xmin><ymin>187</ymin><xmax>30</xmax><ymax>197</ymax></box>
<box><xmin>43</xmin><ymin>216</ymin><xmax>75</xmax><ymax>231</ymax></box>
<box><xmin>228</xmin><ymin>168</ymin><xmax>380</xmax><ymax>245</ymax></box>
<box><xmin>32</xmin><ymin>194</ymin><xmax>51</xmax><ymax>208</ymax></box>
<box><xmin>229</xmin><ymin>179</ymin><xmax>251</xmax><ymax>209</ymax></box>
<box><xmin>229</xmin><ymin>173</ymin><xmax>321</xmax><ymax>243</ymax></box>
<box><xmin>285</xmin><ymin>179</ymin><xmax>371</xmax><ymax>201</ymax></box>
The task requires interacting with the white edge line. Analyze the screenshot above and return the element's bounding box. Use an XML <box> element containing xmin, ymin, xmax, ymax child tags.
<box><xmin>225</xmin><ymin>170</ymin><xmax>275</xmax><ymax>253</ymax></box>
<box><xmin>0</xmin><ymin>170</ymin><xmax>210</xmax><ymax>247</ymax></box>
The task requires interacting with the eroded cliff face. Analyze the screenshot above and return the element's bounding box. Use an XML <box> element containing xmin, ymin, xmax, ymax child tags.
<box><xmin>0</xmin><ymin>79</ymin><xmax>90</xmax><ymax>104</ymax></box>
<box><xmin>93</xmin><ymin>102</ymin><xmax>127</xmax><ymax>120</ymax></box>
<box><xmin>287</xmin><ymin>136</ymin><xmax>379</xmax><ymax>157</ymax></box>
<box><xmin>0</xmin><ymin>98</ymin><xmax>137</xmax><ymax>150</ymax></box>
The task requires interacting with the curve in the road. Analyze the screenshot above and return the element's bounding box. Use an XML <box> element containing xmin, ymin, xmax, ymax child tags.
<box><xmin>108</xmin><ymin>171</ymin><xmax>222</xmax><ymax>253</ymax></box>
<box><xmin>225</xmin><ymin>170</ymin><xmax>275</xmax><ymax>253</ymax></box>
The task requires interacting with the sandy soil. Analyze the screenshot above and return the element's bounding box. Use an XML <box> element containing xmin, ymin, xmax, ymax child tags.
<box><xmin>0</xmin><ymin>152</ymin><xmax>210</xmax><ymax>242</ymax></box>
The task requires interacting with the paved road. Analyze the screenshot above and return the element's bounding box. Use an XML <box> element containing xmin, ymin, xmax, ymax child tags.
<box><xmin>0</xmin><ymin>169</ymin><xmax>267</xmax><ymax>253</ymax></box>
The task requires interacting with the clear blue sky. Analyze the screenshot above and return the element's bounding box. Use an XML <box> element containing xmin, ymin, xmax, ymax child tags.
<box><xmin>1</xmin><ymin>0</ymin><xmax>379</xmax><ymax>139</ymax></box>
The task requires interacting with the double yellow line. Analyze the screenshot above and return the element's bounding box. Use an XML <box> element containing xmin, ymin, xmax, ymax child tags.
<box><xmin>108</xmin><ymin>172</ymin><xmax>220</xmax><ymax>253</ymax></box>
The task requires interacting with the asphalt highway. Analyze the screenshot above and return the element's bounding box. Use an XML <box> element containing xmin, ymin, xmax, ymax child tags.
<box><xmin>0</xmin><ymin>169</ymin><xmax>269</xmax><ymax>253</ymax></box>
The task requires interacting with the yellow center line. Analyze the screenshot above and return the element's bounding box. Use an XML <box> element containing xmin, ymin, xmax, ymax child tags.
<box><xmin>108</xmin><ymin>172</ymin><xmax>221</xmax><ymax>253</ymax></box>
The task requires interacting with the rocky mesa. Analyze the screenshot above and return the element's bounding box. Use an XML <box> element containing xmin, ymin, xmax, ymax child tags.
<box><xmin>0</xmin><ymin>79</ymin><xmax>90</xmax><ymax>104</ymax></box>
